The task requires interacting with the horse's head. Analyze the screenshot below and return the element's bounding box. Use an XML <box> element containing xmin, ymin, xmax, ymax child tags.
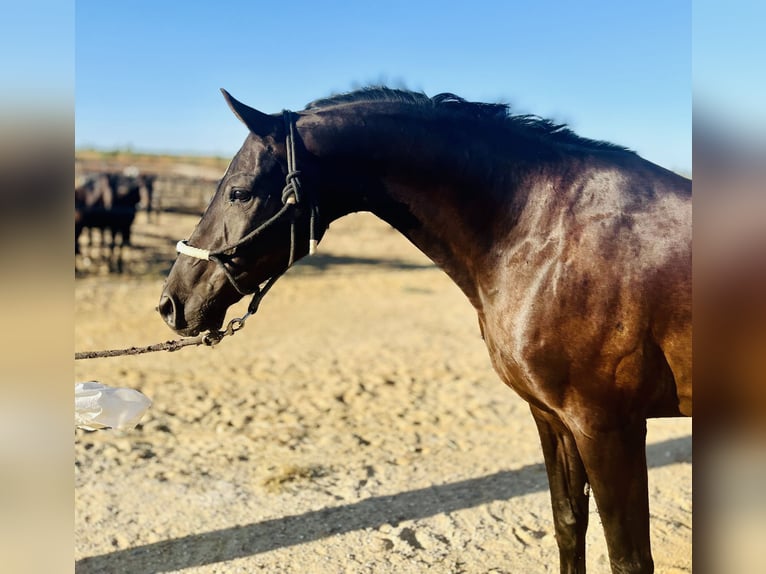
<box><xmin>159</xmin><ymin>90</ymin><xmax>317</xmax><ymax>336</ymax></box>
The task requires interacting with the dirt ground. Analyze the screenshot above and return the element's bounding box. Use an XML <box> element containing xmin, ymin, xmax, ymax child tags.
<box><xmin>74</xmin><ymin>210</ymin><xmax>692</xmax><ymax>573</ymax></box>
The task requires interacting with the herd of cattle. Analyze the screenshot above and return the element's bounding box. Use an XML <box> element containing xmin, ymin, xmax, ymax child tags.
<box><xmin>75</xmin><ymin>171</ymin><xmax>157</xmax><ymax>273</ymax></box>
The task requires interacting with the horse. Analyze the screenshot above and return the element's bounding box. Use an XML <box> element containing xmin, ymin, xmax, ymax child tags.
<box><xmin>158</xmin><ymin>87</ymin><xmax>691</xmax><ymax>574</ymax></box>
<box><xmin>75</xmin><ymin>171</ymin><xmax>151</xmax><ymax>272</ymax></box>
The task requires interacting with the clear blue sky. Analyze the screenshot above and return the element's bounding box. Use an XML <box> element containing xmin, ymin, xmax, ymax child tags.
<box><xmin>75</xmin><ymin>1</ymin><xmax>691</xmax><ymax>173</ymax></box>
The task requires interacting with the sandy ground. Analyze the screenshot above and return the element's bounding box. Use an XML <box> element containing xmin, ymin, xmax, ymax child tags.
<box><xmin>75</xmin><ymin>211</ymin><xmax>692</xmax><ymax>573</ymax></box>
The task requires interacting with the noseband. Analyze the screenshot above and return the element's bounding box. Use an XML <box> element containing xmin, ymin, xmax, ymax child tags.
<box><xmin>175</xmin><ymin>110</ymin><xmax>319</xmax><ymax>316</ymax></box>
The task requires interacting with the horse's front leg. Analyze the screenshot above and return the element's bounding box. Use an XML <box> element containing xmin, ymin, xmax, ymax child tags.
<box><xmin>531</xmin><ymin>405</ymin><xmax>590</xmax><ymax>574</ymax></box>
<box><xmin>571</xmin><ymin>419</ymin><xmax>653</xmax><ymax>574</ymax></box>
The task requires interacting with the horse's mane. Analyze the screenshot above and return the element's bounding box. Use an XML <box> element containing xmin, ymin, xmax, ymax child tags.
<box><xmin>306</xmin><ymin>86</ymin><xmax>632</xmax><ymax>153</ymax></box>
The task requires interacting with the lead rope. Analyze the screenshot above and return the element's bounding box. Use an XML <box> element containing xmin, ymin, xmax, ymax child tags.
<box><xmin>74</xmin><ymin>277</ymin><xmax>272</xmax><ymax>360</ymax></box>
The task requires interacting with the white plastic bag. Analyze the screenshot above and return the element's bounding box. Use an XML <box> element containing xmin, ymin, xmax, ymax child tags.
<box><xmin>75</xmin><ymin>381</ymin><xmax>152</xmax><ymax>431</ymax></box>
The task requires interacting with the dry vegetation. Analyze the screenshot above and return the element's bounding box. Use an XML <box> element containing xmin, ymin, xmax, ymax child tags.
<box><xmin>76</xmin><ymin>148</ymin><xmax>230</xmax><ymax>178</ymax></box>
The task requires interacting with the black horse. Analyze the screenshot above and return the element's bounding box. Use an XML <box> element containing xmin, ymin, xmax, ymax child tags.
<box><xmin>75</xmin><ymin>172</ymin><xmax>155</xmax><ymax>272</ymax></box>
<box><xmin>159</xmin><ymin>88</ymin><xmax>691</xmax><ymax>573</ymax></box>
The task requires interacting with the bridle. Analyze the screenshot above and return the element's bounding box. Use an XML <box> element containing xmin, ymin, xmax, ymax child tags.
<box><xmin>75</xmin><ymin>114</ymin><xmax>318</xmax><ymax>359</ymax></box>
<box><xmin>175</xmin><ymin>110</ymin><xmax>319</xmax><ymax>319</ymax></box>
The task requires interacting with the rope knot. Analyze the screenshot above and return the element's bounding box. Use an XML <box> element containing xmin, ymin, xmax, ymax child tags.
<box><xmin>282</xmin><ymin>170</ymin><xmax>302</xmax><ymax>205</ymax></box>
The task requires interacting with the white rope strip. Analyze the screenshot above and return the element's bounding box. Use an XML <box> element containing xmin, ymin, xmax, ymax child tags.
<box><xmin>176</xmin><ymin>240</ymin><xmax>211</xmax><ymax>261</ymax></box>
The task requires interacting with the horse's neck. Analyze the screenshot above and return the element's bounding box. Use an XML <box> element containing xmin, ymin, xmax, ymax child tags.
<box><xmin>303</xmin><ymin>107</ymin><xmax>525</xmax><ymax>307</ymax></box>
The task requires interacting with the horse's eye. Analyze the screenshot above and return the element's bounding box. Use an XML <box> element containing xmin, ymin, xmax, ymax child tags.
<box><xmin>229</xmin><ymin>188</ymin><xmax>253</xmax><ymax>202</ymax></box>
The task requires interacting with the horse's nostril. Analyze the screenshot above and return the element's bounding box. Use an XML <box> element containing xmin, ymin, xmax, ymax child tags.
<box><xmin>158</xmin><ymin>294</ymin><xmax>178</xmax><ymax>327</ymax></box>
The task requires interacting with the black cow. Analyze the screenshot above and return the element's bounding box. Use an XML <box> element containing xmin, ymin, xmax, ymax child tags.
<box><xmin>75</xmin><ymin>172</ymin><xmax>154</xmax><ymax>272</ymax></box>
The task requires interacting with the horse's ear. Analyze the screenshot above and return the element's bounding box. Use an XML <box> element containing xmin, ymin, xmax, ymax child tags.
<box><xmin>220</xmin><ymin>89</ymin><xmax>279</xmax><ymax>136</ymax></box>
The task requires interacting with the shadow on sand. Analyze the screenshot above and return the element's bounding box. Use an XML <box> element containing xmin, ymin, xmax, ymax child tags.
<box><xmin>76</xmin><ymin>435</ymin><xmax>690</xmax><ymax>573</ymax></box>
